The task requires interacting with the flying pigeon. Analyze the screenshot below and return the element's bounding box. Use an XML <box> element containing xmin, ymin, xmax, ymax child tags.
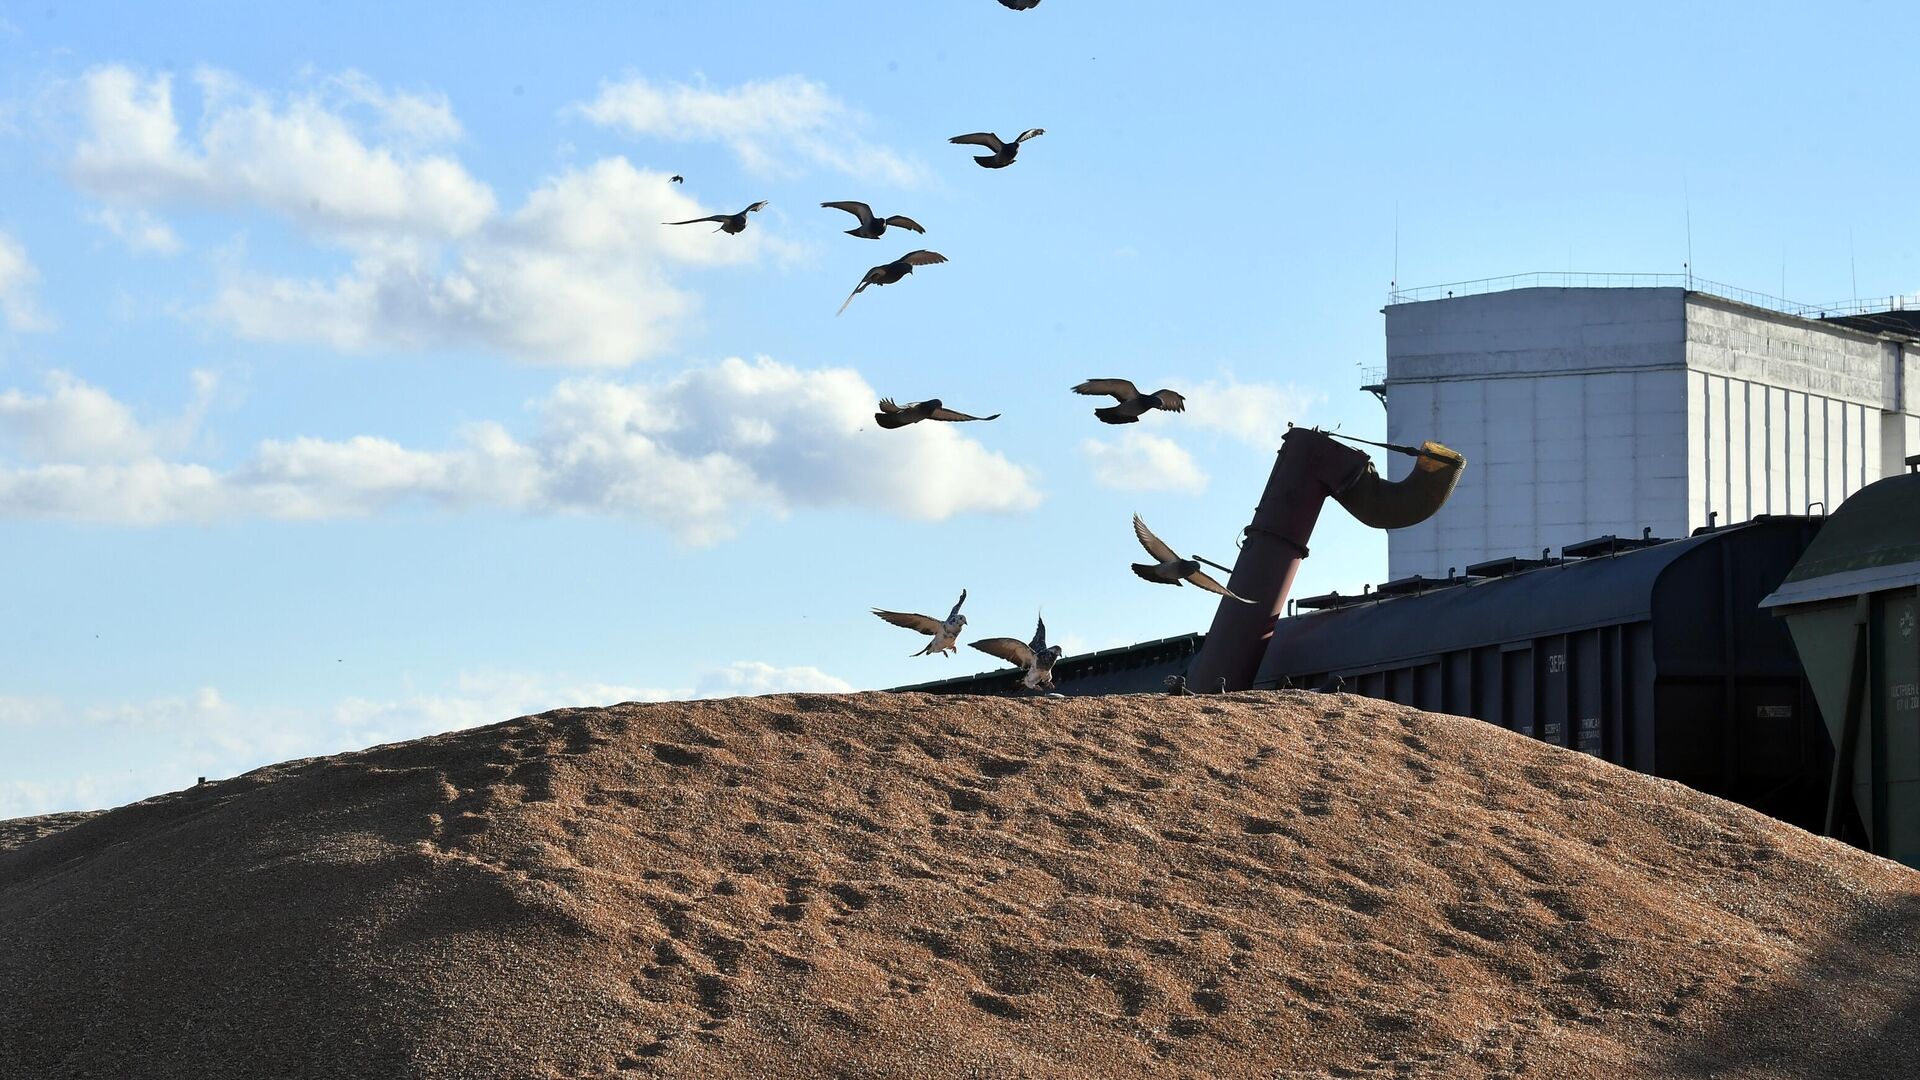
<box><xmin>838</xmin><ymin>250</ymin><xmax>948</xmax><ymax>315</ymax></box>
<box><xmin>663</xmin><ymin>200</ymin><xmax>768</xmax><ymax>234</ymax></box>
<box><xmin>873</xmin><ymin>590</ymin><xmax>969</xmax><ymax>656</ymax></box>
<box><xmin>670</xmin><ymin>175</ymin><xmax>684</xmax><ymax>183</ymax></box>
<box><xmin>1073</xmin><ymin>379</ymin><xmax>1187</xmax><ymax>424</ymax></box>
<box><xmin>949</xmin><ymin>128</ymin><xmax>1045</xmax><ymax>169</ymax></box>
<box><xmin>821</xmin><ymin>201</ymin><xmax>926</xmax><ymax>239</ymax></box>
<box><xmin>998</xmin><ymin>0</ymin><xmax>1043</xmax><ymax>8</ymax></box>
<box><xmin>875</xmin><ymin>398</ymin><xmax>1000</xmax><ymax>429</ymax></box>
<box><xmin>970</xmin><ymin>613</ymin><xmax>1063</xmax><ymax>691</ymax></box>
<box><xmin>1129</xmin><ymin>514</ymin><xmax>1253</xmax><ymax>603</ymax></box>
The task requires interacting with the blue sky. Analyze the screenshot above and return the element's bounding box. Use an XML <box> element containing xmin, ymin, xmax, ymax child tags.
<box><xmin>4</xmin><ymin>1</ymin><xmax>1917</xmax><ymax>815</ymax></box>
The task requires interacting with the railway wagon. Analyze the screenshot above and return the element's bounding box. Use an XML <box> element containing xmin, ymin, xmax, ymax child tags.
<box><xmin>1258</xmin><ymin>517</ymin><xmax>1831</xmax><ymax>831</ymax></box>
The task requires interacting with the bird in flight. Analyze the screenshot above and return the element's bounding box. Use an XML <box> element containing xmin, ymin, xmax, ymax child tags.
<box><xmin>949</xmin><ymin>128</ymin><xmax>1045</xmax><ymax>169</ymax></box>
<box><xmin>662</xmin><ymin>200</ymin><xmax>768</xmax><ymax>234</ymax></box>
<box><xmin>873</xmin><ymin>590</ymin><xmax>969</xmax><ymax>656</ymax></box>
<box><xmin>838</xmin><ymin>250</ymin><xmax>948</xmax><ymax>315</ymax></box>
<box><xmin>1073</xmin><ymin>379</ymin><xmax>1187</xmax><ymax>424</ymax></box>
<box><xmin>874</xmin><ymin>398</ymin><xmax>1000</xmax><ymax>429</ymax></box>
<box><xmin>1129</xmin><ymin>515</ymin><xmax>1253</xmax><ymax>603</ymax></box>
<box><xmin>970</xmin><ymin>613</ymin><xmax>1064</xmax><ymax>691</ymax></box>
<box><xmin>670</xmin><ymin>175</ymin><xmax>684</xmax><ymax>183</ymax></box>
<box><xmin>998</xmin><ymin>0</ymin><xmax>1043</xmax><ymax>8</ymax></box>
<box><xmin>822</xmin><ymin>201</ymin><xmax>926</xmax><ymax>240</ymax></box>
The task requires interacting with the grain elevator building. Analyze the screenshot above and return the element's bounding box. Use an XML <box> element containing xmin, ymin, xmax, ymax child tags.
<box><xmin>1380</xmin><ymin>276</ymin><xmax>1920</xmax><ymax>580</ymax></box>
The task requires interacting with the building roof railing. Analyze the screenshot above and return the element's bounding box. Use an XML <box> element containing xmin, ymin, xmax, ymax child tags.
<box><xmin>1387</xmin><ymin>271</ymin><xmax>1914</xmax><ymax>322</ymax></box>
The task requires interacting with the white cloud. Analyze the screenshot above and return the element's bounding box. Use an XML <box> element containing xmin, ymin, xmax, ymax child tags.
<box><xmin>0</xmin><ymin>686</ymin><xmax>317</xmax><ymax>818</ymax></box>
<box><xmin>1181</xmin><ymin>378</ymin><xmax>1324</xmax><ymax>449</ymax></box>
<box><xmin>211</xmin><ymin>157</ymin><xmax>781</xmax><ymax>367</ymax></box>
<box><xmin>72</xmin><ymin>65</ymin><xmax>495</xmax><ymax>244</ymax></box>
<box><xmin>86</xmin><ymin>207</ymin><xmax>183</xmax><ymax>254</ymax></box>
<box><xmin>694</xmin><ymin>662</ymin><xmax>853</xmax><ymax>698</ymax></box>
<box><xmin>1</xmin><ymin>778</ymin><xmax>119</xmax><ymax>821</ymax></box>
<box><xmin>0</xmin><ymin>360</ymin><xmax>1040</xmax><ymax>542</ymax></box>
<box><xmin>0</xmin><ymin>369</ymin><xmax>215</xmax><ymax>463</ymax></box>
<box><xmin>1082</xmin><ymin>431</ymin><xmax>1208</xmax><ymax>493</ymax></box>
<box><xmin>0</xmin><ymin>663</ymin><xmax>855</xmax><ymax>817</ymax></box>
<box><xmin>326</xmin><ymin>70</ymin><xmax>463</xmax><ymax>146</ymax></box>
<box><xmin>0</xmin><ymin>230</ymin><xmax>51</xmax><ymax>332</ymax></box>
<box><xmin>327</xmin><ymin>671</ymin><xmax>682</xmax><ymax>751</ymax></box>
<box><xmin>66</xmin><ymin>67</ymin><xmax>793</xmax><ymax>366</ymax></box>
<box><xmin>576</xmin><ymin>74</ymin><xmax>924</xmax><ymax>186</ymax></box>
<box><xmin>0</xmin><ymin>371</ymin><xmax>153</xmax><ymax>462</ymax></box>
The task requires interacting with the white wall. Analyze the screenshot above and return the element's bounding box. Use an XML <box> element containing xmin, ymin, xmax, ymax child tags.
<box><xmin>1689</xmin><ymin>371</ymin><xmax>1876</xmax><ymax>525</ymax></box>
<box><xmin>1384</xmin><ymin>288</ymin><xmax>1919</xmax><ymax>580</ymax></box>
<box><xmin>1883</xmin><ymin>342</ymin><xmax>1920</xmax><ymax>471</ymax></box>
<box><xmin>1385</xmin><ymin>289</ymin><xmax>1689</xmax><ymax>579</ymax></box>
<box><xmin>1684</xmin><ymin>297</ymin><xmax>1899</xmax><ymax>527</ymax></box>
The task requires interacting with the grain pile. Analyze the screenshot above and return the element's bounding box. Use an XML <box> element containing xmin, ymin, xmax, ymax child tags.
<box><xmin>3</xmin><ymin>691</ymin><xmax>1917</xmax><ymax>1079</ymax></box>
<box><xmin>0</xmin><ymin>809</ymin><xmax>100</xmax><ymax>853</ymax></box>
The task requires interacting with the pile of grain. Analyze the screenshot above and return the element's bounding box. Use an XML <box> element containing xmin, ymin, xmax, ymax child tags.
<box><xmin>3</xmin><ymin>691</ymin><xmax>1916</xmax><ymax>1079</ymax></box>
<box><xmin>0</xmin><ymin>809</ymin><xmax>100</xmax><ymax>853</ymax></box>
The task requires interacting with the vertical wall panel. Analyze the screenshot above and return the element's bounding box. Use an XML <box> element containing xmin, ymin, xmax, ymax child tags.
<box><xmin>1574</xmin><ymin>630</ymin><xmax>1605</xmax><ymax>756</ymax></box>
<box><xmin>1476</xmin><ymin>647</ymin><xmax>1501</xmax><ymax>728</ymax></box>
<box><xmin>1726</xmin><ymin>377</ymin><xmax>1748</xmax><ymax>524</ymax></box>
<box><xmin>1784</xmin><ymin>389</ymin><xmax>1797</xmax><ymax>511</ymax></box>
<box><xmin>1443</xmin><ymin>651</ymin><xmax>1473</xmax><ymax>716</ymax></box>
<box><xmin>1806</xmin><ymin>391</ymin><xmax>1826</xmax><ymax>513</ymax></box>
<box><xmin>1827</xmin><ymin>398</ymin><xmax>1847</xmax><ymax>512</ymax></box>
<box><xmin>1768</xmin><ymin>385</ymin><xmax>1789</xmax><ymax>514</ymax></box>
<box><xmin>1858</xmin><ymin>402</ymin><xmax>1879</xmax><ymax>485</ymax></box>
<box><xmin>1503</xmin><ymin>647</ymin><xmax>1535</xmax><ymax>738</ymax></box>
<box><xmin>1705</xmin><ymin>375</ymin><xmax>1724</xmax><ymax>524</ymax></box>
<box><xmin>1417</xmin><ymin>663</ymin><xmax>1442</xmax><ymax>710</ymax></box>
<box><xmin>1540</xmin><ymin>637</ymin><xmax>1569</xmax><ymax>747</ymax></box>
<box><xmin>1688</xmin><ymin>370</ymin><xmax>1711</xmax><ymax>529</ymax></box>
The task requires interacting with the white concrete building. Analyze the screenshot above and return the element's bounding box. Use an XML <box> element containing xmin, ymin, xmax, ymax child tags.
<box><xmin>1382</xmin><ymin>279</ymin><xmax>1920</xmax><ymax>580</ymax></box>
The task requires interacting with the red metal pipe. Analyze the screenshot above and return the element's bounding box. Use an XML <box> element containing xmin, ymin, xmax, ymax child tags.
<box><xmin>1185</xmin><ymin>427</ymin><xmax>1464</xmax><ymax>692</ymax></box>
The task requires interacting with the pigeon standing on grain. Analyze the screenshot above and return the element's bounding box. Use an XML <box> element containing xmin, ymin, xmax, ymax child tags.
<box><xmin>970</xmin><ymin>614</ymin><xmax>1064</xmax><ymax>691</ymax></box>
<box><xmin>949</xmin><ymin>129</ymin><xmax>1045</xmax><ymax>169</ymax></box>
<box><xmin>821</xmin><ymin>201</ymin><xmax>926</xmax><ymax>240</ymax></box>
<box><xmin>874</xmin><ymin>398</ymin><xmax>1000</xmax><ymax>429</ymax></box>
<box><xmin>662</xmin><ymin>200</ymin><xmax>768</xmax><ymax>234</ymax></box>
<box><xmin>1073</xmin><ymin>379</ymin><xmax>1187</xmax><ymax>424</ymax></box>
<box><xmin>838</xmin><ymin>250</ymin><xmax>948</xmax><ymax>315</ymax></box>
<box><xmin>1129</xmin><ymin>514</ymin><xmax>1254</xmax><ymax>603</ymax></box>
<box><xmin>872</xmin><ymin>590</ymin><xmax>969</xmax><ymax>657</ymax></box>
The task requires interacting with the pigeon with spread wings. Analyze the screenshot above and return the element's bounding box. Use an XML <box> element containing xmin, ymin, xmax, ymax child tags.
<box><xmin>949</xmin><ymin>128</ymin><xmax>1045</xmax><ymax>169</ymax></box>
<box><xmin>1129</xmin><ymin>515</ymin><xmax>1253</xmax><ymax>603</ymax></box>
<box><xmin>998</xmin><ymin>0</ymin><xmax>1043</xmax><ymax>9</ymax></box>
<box><xmin>662</xmin><ymin>200</ymin><xmax>767</xmax><ymax>234</ymax></box>
<box><xmin>874</xmin><ymin>398</ymin><xmax>1000</xmax><ymax>429</ymax></box>
<box><xmin>970</xmin><ymin>614</ymin><xmax>1063</xmax><ymax>691</ymax></box>
<box><xmin>872</xmin><ymin>590</ymin><xmax>969</xmax><ymax>656</ymax></box>
<box><xmin>838</xmin><ymin>250</ymin><xmax>948</xmax><ymax>315</ymax></box>
<box><xmin>1073</xmin><ymin>379</ymin><xmax>1186</xmax><ymax>424</ymax></box>
<box><xmin>821</xmin><ymin>201</ymin><xmax>926</xmax><ymax>240</ymax></box>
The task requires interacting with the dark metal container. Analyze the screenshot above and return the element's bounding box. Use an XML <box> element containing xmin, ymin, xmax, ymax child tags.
<box><xmin>896</xmin><ymin>634</ymin><xmax>1202</xmax><ymax>697</ymax></box>
<box><xmin>1256</xmin><ymin>516</ymin><xmax>1829</xmax><ymax>831</ymax></box>
<box><xmin>1762</xmin><ymin>471</ymin><xmax>1920</xmax><ymax>866</ymax></box>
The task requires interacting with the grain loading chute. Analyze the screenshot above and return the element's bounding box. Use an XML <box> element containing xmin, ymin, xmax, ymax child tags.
<box><xmin>1185</xmin><ymin>426</ymin><xmax>1465</xmax><ymax>692</ymax></box>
